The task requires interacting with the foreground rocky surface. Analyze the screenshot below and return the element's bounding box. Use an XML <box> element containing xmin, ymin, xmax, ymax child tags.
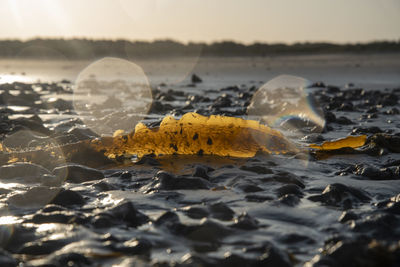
<box><xmin>0</xmin><ymin>79</ymin><xmax>399</xmax><ymax>266</ymax></box>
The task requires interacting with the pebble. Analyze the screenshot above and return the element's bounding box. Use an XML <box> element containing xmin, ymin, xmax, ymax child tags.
<box><xmin>147</xmin><ymin>171</ymin><xmax>210</xmax><ymax>191</ymax></box>
<box><xmin>230</xmin><ymin>213</ymin><xmax>259</xmax><ymax>230</ymax></box>
<box><xmin>52</xmin><ymin>164</ymin><xmax>104</xmax><ymax>183</ymax></box>
<box><xmin>0</xmin><ymin>249</ymin><xmax>17</xmax><ymax>267</ymax></box>
<box><xmin>308</xmin><ymin>183</ymin><xmax>370</xmax><ymax>209</ymax></box>
<box><xmin>50</xmin><ymin>189</ymin><xmax>85</xmax><ymax>207</ymax></box>
<box><xmin>0</xmin><ymin>162</ymin><xmax>51</xmax><ymax>181</ymax></box>
<box><xmin>208</xmin><ymin>202</ymin><xmax>235</xmax><ymax>221</ymax></box>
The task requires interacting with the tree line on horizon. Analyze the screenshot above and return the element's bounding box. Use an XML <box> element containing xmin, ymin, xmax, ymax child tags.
<box><xmin>0</xmin><ymin>38</ymin><xmax>399</xmax><ymax>59</ymax></box>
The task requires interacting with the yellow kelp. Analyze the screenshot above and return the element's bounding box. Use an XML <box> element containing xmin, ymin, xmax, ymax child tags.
<box><xmin>0</xmin><ymin>113</ymin><xmax>369</xmax><ymax>168</ymax></box>
<box><xmin>89</xmin><ymin>112</ymin><xmax>299</xmax><ymax>158</ymax></box>
<box><xmin>309</xmin><ymin>135</ymin><xmax>367</xmax><ymax>150</ymax></box>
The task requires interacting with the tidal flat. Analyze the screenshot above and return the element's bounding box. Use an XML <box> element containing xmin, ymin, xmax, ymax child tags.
<box><xmin>0</xmin><ymin>55</ymin><xmax>399</xmax><ymax>266</ymax></box>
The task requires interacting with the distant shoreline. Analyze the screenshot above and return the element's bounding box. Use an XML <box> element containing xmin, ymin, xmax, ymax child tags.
<box><xmin>0</xmin><ymin>38</ymin><xmax>399</xmax><ymax>59</ymax></box>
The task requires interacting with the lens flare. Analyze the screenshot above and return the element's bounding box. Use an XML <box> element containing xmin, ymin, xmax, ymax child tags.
<box><xmin>73</xmin><ymin>57</ymin><xmax>152</xmax><ymax>136</ymax></box>
<box><xmin>0</xmin><ymin>130</ymin><xmax>67</xmax><ymax>209</ymax></box>
<box><xmin>247</xmin><ymin>75</ymin><xmax>325</xmax><ymax>135</ymax></box>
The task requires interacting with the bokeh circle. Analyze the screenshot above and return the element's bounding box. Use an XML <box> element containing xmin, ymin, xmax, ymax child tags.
<box><xmin>73</xmin><ymin>57</ymin><xmax>153</xmax><ymax>136</ymax></box>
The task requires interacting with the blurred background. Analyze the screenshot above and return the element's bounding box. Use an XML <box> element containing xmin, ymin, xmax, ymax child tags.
<box><xmin>0</xmin><ymin>0</ymin><xmax>399</xmax><ymax>88</ymax></box>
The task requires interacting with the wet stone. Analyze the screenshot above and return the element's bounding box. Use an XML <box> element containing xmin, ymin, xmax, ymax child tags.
<box><xmin>335</xmin><ymin>116</ymin><xmax>353</xmax><ymax>125</ymax></box>
<box><xmin>52</xmin><ymin>164</ymin><xmax>104</xmax><ymax>183</ymax></box>
<box><xmin>262</xmin><ymin>172</ymin><xmax>305</xmax><ymax>188</ymax></box>
<box><xmin>235</xmin><ymin>182</ymin><xmax>263</xmax><ymax>193</ymax></box>
<box><xmin>0</xmin><ymin>249</ymin><xmax>17</xmax><ymax>267</ymax></box>
<box><xmin>148</xmin><ymin>171</ymin><xmax>210</xmax><ymax>191</ymax></box>
<box><xmin>18</xmin><ymin>239</ymin><xmax>70</xmax><ymax>256</ymax></box>
<box><xmin>308</xmin><ymin>183</ymin><xmax>370</xmax><ymax>209</ymax></box>
<box><xmin>50</xmin><ymin>188</ymin><xmax>85</xmax><ymax>207</ymax></box>
<box><xmin>245</xmin><ymin>194</ymin><xmax>274</xmax><ymax>203</ymax></box>
<box><xmin>101</xmin><ymin>201</ymin><xmax>149</xmax><ymax>228</ymax></box>
<box><xmin>184</xmin><ymin>218</ymin><xmax>232</xmax><ymax>243</ymax></box>
<box><xmin>191</xmin><ymin>74</ymin><xmax>202</xmax><ymax>83</ymax></box>
<box><xmin>0</xmin><ymin>162</ymin><xmax>51</xmax><ymax>181</ymax></box>
<box><xmin>350</xmin><ymin>213</ymin><xmax>400</xmax><ymax>241</ymax></box>
<box><xmin>112</xmin><ymin>238</ymin><xmax>152</xmax><ymax>255</ymax></box>
<box><xmin>275</xmin><ymin>184</ymin><xmax>304</xmax><ymax>198</ymax></box>
<box><xmin>46</xmin><ymin>252</ymin><xmax>91</xmax><ymax>267</ymax></box>
<box><xmin>277</xmin><ymin>194</ymin><xmax>301</xmax><ymax>206</ymax></box>
<box><xmin>92</xmin><ymin>180</ymin><xmax>117</xmax><ymax>191</ymax></box>
<box><xmin>306</xmin><ymin>237</ymin><xmax>399</xmax><ymax>267</ymax></box>
<box><xmin>29</xmin><ymin>210</ymin><xmax>87</xmax><ymax>225</ymax></box>
<box><xmin>192</xmin><ymin>165</ymin><xmax>211</xmax><ymax>180</ymax></box>
<box><xmin>208</xmin><ymin>202</ymin><xmax>235</xmax><ymax>221</ymax></box>
<box><xmin>8</xmin><ymin>186</ymin><xmax>60</xmax><ymax>209</ymax></box>
<box><xmin>230</xmin><ymin>213</ymin><xmax>259</xmax><ymax>230</ymax></box>
<box><xmin>338</xmin><ymin>211</ymin><xmax>359</xmax><ymax>223</ymax></box>
<box><xmin>182</xmin><ymin>206</ymin><xmax>210</xmax><ymax>220</ymax></box>
<box><xmin>239</xmin><ymin>165</ymin><xmax>273</xmax><ymax>174</ymax></box>
<box><xmin>352</xmin><ymin>164</ymin><xmax>400</xmax><ymax>180</ymax></box>
<box><xmin>279</xmin><ymin>233</ymin><xmax>315</xmax><ymax>245</ymax></box>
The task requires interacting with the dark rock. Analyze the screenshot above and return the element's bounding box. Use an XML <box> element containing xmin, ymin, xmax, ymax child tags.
<box><xmin>2</xmin><ymin>225</ymin><xmax>37</xmax><ymax>253</ymax></box>
<box><xmin>353</xmin><ymin>164</ymin><xmax>400</xmax><ymax>180</ymax></box>
<box><xmin>230</xmin><ymin>213</ymin><xmax>259</xmax><ymax>230</ymax></box>
<box><xmin>47</xmin><ymin>252</ymin><xmax>91</xmax><ymax>266</ymax></box>
<box><xmin>18</xmin><ymin>239</ymin><xmax>69</xmax><ymax>255</ymax></box>
<box><xmin>50</xmin><ymin>189</ymin><xmax>85</xmax><ymax>207</ymax></box>
<box><xmin>11</xmin><ymin>116</ymin><xmax>52</xmax><ymax>135</ymax></box>
<box><xmin>208</xmin><ymin>202</ymin><xmax>235</xmax><ymax>221</ymax></box>
<box><xmin>148</xmin><ymin>171</ymin><xmax>210</xmax><ymax>191</ymax></box>
<box><xmin>275</xmin><ymin>184</ymin><xmax>303</xmax><ymax>198</ymax></box>
<box><xmin>0</xmin><ymin>162</ymin><xmax>51</xmax><ymax>181</ymax></box>
<box><xmin>30</xmin><ymin>210</ymin><xmax>87</xmax><ymax>225</ymax></box>
<box><xmin>245</xmin><ymin>194</ymin><xmax>274</xmax><ymax>202</ymax></box>
<box><xmin>278</xmin><ymin>194</ymin><xmax>300</xmax><ymax>206</ymax></box>
<box><xmin>182</xmin><ymin>206</ymin><xmax>209</xmax><ymax>219</ymax></box>
<box><xmin>352</xmin><ymin>126</ymin><xmax>383</xmax><ymax>134</ymax></box>
<box><xmin>308</xmin><ymin>183</ymin><xmax>370</xmax><ymax>209</ymax></box>
<box><xmin>385</xmin><ymin>107</ymin><xmax>400</xmax><ymax>115</ymax></box>
<box><xmin>119</xmin><ymin>171</ymin><xmax>132</xmax><ymax>180</ymax></box>
<box><xmin>67</xmin><ymin>127</ymin><xmax>98</xmax><ymax>140</ymax></box>
<box><xmin>93</xmin><ymin>181</ymin><xmax>117</xmax><ymax>191</ymax></box>
<box><xmin>262</xmin><ymin>172</ymin><xmax>305</xmax><ymax>188</ymax></box>
<box><xmin>191</xmin><ymin>74</ymin><xmax>202</xmax><ymax>83</ymax></box>
<box><xmin>212</xmin><ymin>94</ymin><xmax>232</xmax><ymax>108</ymax></box>
<box><xmin>306</xmin><ymin>237</ymin><xmax>399</xmax><ymax>267</ymax></box>
<box><xmin>336</xmin><ymin>116</ymin><xmax>353</xmax><ymax>125</ymax></box>
<box><xmin>8</xmin><ymin>186</ymin><xmax>60</xmax><ymax>209</ymax></box>
<box><xmin>240</xmin><ymin>165</ymin><xmax>273</xmax><ymax>174</ymax></box>
<box><xmin>105</xmin><ymin>201</ymin><xmax>149</xmax><ymax>228</ymax></box>
<box><xmin>113</xmin><ymin>238</ymin><xmax>152</xmax><ymax>255</ymax></box>
<box><xmin>184</xmin><ymin>218</ymin><xmax>232</xmax><ymax>243</ymax></box>
<box><xmin>338</xmin><ymin>102</ymin><xmax>354</xmax><ymax>111</ymax></box>
<box><xmin>192</xmin><ymin>165</ymin><xmax>210</xmax><ymax>180</ymax></box>
<box><xmin>0</xmin><ymin>249</ymin><xmax>17</xmax><ymax>267</ymax></box>
<box><xmin>134</xmin><ymin>155</ymin><xmax>161</xmax><ymax>166</ymax></box>
<box><xmin>324</xmin><ymin>110</ymin><xmax>336</xmax><ymax>123</ymax></box>
<box><xmin>53</xmin><ymin>164</ymin><xmax>104</xmax><ymax>183</ymax></box>
<box><xmin>41</xmin><ymin>204</ymin><xmax>68</xmax><ymax>213</ymax></box>
<box><xmin>45</xmin><ymin>98</ymin><xmax>73</xmax><ymax>111</ymax></box>
<box><xmin>338</xmin><ymin>211</ymin><xmax>359</xmax><ymax>223</ymax></box>
<box><xmin>279</xmin><ymin>233</ymin><xmax>315</xmax><ymax>244</ymax></box>
<box><xmin>235</xmin><ymin>183</ymin><xmax>263</xmax><ymax>193</ymax></box>
<box><xmin>351</xmin><ymin>213</ymin><xmax>399</xmax><ymax>240</ymax></box>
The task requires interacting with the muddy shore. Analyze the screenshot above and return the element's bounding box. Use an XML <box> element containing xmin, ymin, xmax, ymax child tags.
<box><xmin>0</xmin><ymin>77</ymin><xmax>399</xmax><ymax>267</ymax></box>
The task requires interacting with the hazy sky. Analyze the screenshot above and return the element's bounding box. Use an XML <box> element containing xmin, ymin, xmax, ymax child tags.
<box><xmin>0</xmin><ymin>0</ymin><xmax>399</xmax><ymax>43</ymax></box>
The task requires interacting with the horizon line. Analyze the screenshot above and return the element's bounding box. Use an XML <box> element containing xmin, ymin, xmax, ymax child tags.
<box><xmin>1</xmin><ymin>36</ymin><xmax>399</xmax><ymax>46</ymax></box>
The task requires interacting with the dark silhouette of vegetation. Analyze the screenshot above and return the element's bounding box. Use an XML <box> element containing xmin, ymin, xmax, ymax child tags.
<box><xmin>0</xmin><ymin>38</ymin><xmax>399</xmax><ymax>59</ymax></box>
